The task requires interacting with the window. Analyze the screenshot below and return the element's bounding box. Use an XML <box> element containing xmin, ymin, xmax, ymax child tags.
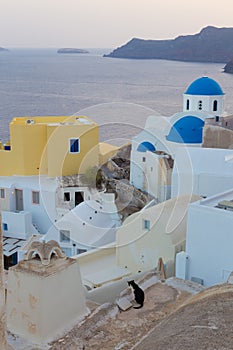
<box><xmin>64</xmin><ymin>192</ymin><xmax>70</xmax><ymax>201</ymax></box>
<box><xmin>215</xmin><ymin>116</ymin><xmax>220</xmax><ymax>122</ymax></box>
<box><xmin>0</xmin><ymin>188</ymin><xmax>5</xmax><ymax>199</ymax></box>
<box><xmin>198</xmin><ymin>100</ymin><xmax>202</xmax><ymax>110</ymax></box>
<box><xmin>4</xmin><ymin>252</ymin><xmax>17</xmax><ymax>270</ymax></box>
<box><xmin>77</xmin><ymin>248</ymin><xmax>87</xmax><ymax>255</ymax></box>
<box><xmin>62</xmin><ymin>247</ymin><xmax>72</xmax><ymax>257</ymax></box>
<box><xmin>186</xmin><ymin>99</ymin><xmax>190</xmax><ymax>110</ymax></box>
<box><xmin>60</xmin><ymin>230</ymin><xmax>70</xmax><ymax>242</ymax></box>
<box><xmin>142</xmin><ymin>157</ymin><xmax>146</xmax><ymax>162</ymax></box>
<box><xmin>213</xmin><ymin>100</ymin><xmax>218</xmax><ymax>112</ymax></box>
<box><xmin>144</xmin><ymin>219</ymin><xmax>151</xmax><ymax>230</ymax></box>
<box><xmin>15</xmin><ymin>189</ymin><xmax>24</xmax><ymax>211</ymax></box>
<box><xmin>75</xmin><ymin>191</ymin><xmax>84</xmax><ymax>206</ymax></box>
<box><xmin>2</xmin><ymin>223</ymin><xmax>8</xmax><ymax>231</ymax></box>
<box><xmin>32</xmin><ymin>191</ymin><xmax>40</xmax><ymax>204</ymax></box>
<box><xmin>69</xmin><ymin>138</ymin><xmax>80</xmax><ymax>153</ymax></box>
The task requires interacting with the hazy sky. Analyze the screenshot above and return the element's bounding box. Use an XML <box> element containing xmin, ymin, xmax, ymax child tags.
<box><xmin>1</xmin><ymin>0</ymin><xmax>233</xmax><ymax>48</ymax></box>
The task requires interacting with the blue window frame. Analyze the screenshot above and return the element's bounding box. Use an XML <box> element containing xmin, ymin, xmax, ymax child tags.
<box><xmin>144</xmin><ymin>220</ymin><xmax>151</xmax><ymax>230</ymax></box>
<box><xmin>69</xmin><ymin>138</ymin><xmax>80</xmax><ymax>153</ymax></box>
<box><xmin>3</xmin><ymin>223</ymin><xmax>8</xmax><ymax>231</ymax></box>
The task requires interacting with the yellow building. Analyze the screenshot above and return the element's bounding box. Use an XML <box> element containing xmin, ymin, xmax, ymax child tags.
<box><xmin>0</xmin><ymin>116</ymin><xmax>99</xmax><ymax>177</ymax></box>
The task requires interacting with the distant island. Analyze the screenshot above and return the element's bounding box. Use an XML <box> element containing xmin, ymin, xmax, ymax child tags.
<box><xmin>57</xmin><ymin>48</ymin><xmax>89</xmax><ymax>54</ymax></box>
<box><xmin>104</xmin><ymin>26</ymin><xmax>233</xmax><ymax>63</ymax></box>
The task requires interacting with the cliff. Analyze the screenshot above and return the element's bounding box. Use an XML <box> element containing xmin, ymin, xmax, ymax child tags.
<box><xmin>104</xmin><ymin>26</ymin><xmax>233</xmax><ymax>63</ymax></box>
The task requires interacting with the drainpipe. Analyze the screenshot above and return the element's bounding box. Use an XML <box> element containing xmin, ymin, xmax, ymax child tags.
<box><xmin>0</xmin><ymin>212</ymin><xmax>7</xmax><ymax>349</ymax></box>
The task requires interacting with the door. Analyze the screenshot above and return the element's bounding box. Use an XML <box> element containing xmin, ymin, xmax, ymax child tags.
<box><xmin>75</xmin><ymin>191</ymin><xmax>84</xmax><ymax>206</ymax></box>
<box><xmin>15</xmin><ymin>189</ymin><xmax>24</xmax><ymax>211</ymax></box>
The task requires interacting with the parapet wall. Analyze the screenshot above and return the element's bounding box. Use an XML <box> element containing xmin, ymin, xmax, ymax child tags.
<box><xmin>202</xmin><ymin>124</ymin><xmax>233</xmax><ymax>149</ymax></box>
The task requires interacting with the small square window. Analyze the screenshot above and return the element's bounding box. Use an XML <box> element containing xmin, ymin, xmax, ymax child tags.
<box><xmin>60</xmin><ymin>230</ymin><xmax>70</xmax><ymax>242</ymax></box>
<box><xmin>0</xmin><ymin>188</ymin><xmax>5</xmax><ymax>199</ymax></box>
<box><xmin>144</xmin><ymin>219</ymin><xmax>150</xmax><ymax>230</ymax></box>
<box><xmin>32</xmin><ymin>191</ymin><xmax>40</xmax><ymax>204</ymax></box>
<box><xmin>70</xmin><ymin>138</ymin><xmax>80</xmax><ymax>153</ymax></box>
<box><xmin>64</xmin><ymin>192</ymin><xmax>70</xmax><ymax>201</ymax></box>
<box><xmin>3</xmin><ymin>223</ymin><xmax>8</xmax><ymax>231</ymax></box>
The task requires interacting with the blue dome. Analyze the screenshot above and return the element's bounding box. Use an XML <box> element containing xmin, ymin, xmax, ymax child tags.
<box><xmin>166</xmin><ymin>116</ymin><xmax>204</xmax><ymax>144</ymax></box>
<box><xmin>185</xmin><ymin>77</ymin><xmax>224</xmax><ymax>96</ymax></box>
<box><xmin>137</xmin><ymin>141</ymin><xmax>156</xmax><ymax>152</ymax></box>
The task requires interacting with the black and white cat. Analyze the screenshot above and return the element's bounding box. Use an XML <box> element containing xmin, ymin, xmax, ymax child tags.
<box><xmin>128</xmin><ymin>280</ymin><xmax>145</xmax><ymax>309</ymax></box>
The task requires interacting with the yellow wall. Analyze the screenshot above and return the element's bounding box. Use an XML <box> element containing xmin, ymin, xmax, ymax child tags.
<box><xmin>45</xmin><ymin>124</ymin><xmax>99</xmax><ymax>177</ymax></box>
<box><xmin>0</xmin><ymin>116</ymin><xmax>99</xmax><ymax>177</ymax></box>
<box><xmin>99</xmin><ymin>143</ymin><xmax>119</xmax><ymax>165</ymax></box>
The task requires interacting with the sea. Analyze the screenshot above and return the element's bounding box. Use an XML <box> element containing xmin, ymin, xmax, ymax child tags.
<box><xmin>0</xmin><ymin>48</ymin><xmax>233</xmax><ymax>145</ymax></box>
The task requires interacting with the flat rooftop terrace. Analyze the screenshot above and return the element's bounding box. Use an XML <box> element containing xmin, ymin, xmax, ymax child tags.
<box><xmin>75</xmin><ymin>245</ymin><xmax>131</xmax><ymax>289</ymax></box>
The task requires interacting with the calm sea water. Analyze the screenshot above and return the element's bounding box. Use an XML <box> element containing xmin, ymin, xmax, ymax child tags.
<box><xmin>0</xmin><ymin>48</ymin><xmax>233</xmax><ymax>144</ymax></box>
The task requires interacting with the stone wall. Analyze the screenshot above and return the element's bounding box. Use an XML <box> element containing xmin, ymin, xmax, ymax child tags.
<box><xmin>202</xmin><ymin>124</ymin><xmax>233</xmax><ymax>149</ymax></box>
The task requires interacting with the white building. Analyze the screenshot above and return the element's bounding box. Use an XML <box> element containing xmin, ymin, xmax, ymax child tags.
<box><xmin>1</xmin><ymin>174</ymin><xmax>120</xmax><ymax>267</ymax></box>
<box><xmin>130</xmin><ymin>76</ymin><xmax>225</xmax><ymax>201</ymax></box>
<box><xmin>116</xmin><ymin>194</ymin><xmax>200</xmax><ymax>277</ymax></box>
<box><xmin>176</xmin><ymin>189</ymin><xmax>233</xmax><ymax>286</ymax></box>
<box><xmin>44</xmin><ymin>193</ymin><xmax>121</xmax><ymax>255</ymax></box>
<box><xmin>183</xmin><ymin>76</ymin><xmax>225</xmax><ymax>118</ymax></box>
<box><xmin>171</xmin><ymin>147</ymin><xmax>233</xmax><ymax>198</ymax></box>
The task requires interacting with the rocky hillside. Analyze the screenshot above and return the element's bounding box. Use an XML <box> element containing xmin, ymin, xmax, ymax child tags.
<box><xmin>104</xmin><ymin>26</ymin><xmax>233</xmax><ymax>63</ymax></box>
<box><xmin>135</xmin><ymin>283</ymin><xmax>233</xmax><ymax>350</ymax></box>
<box><xmin>47</xmin><ymin>275</ymin><xmax>233</xmax><ymax>350</ymax></box>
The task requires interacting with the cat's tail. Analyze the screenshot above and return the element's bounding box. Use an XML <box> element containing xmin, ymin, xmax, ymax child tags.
<box><xmin>133</xmin><ymin>304</ymin><xmax>143</xmax><ymax>309</ymax></box>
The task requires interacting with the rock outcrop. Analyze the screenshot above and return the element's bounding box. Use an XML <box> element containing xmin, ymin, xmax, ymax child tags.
<box><xmin>58</xmin><ymin>143</ymin><xmax>151</xmax><ymax>220</ymax></box>
<box><xmin>104</xmin><ymin>26</ymin><xmax>233</xmax><ymax>63</ymax></box>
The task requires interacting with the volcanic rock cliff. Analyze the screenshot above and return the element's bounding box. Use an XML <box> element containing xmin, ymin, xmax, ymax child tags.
<box><xmin>104</xmin><ymin>26</ymin><xmax>233</xmax><ymax>63</ymax></box>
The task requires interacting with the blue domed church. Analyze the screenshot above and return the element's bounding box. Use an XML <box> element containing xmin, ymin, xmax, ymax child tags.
<box><xmin>130</xmin><ymin>77</ymin><xmax>225</xmax><ymax>201</ymax></box>
<box><xmin>183</xmin><ymin>76</ymin><xmax>224</xmax><ymax>116</ymax></box>
<box><xmin>166</xmin><ymin>77</ymin><xmax>224</xmax><ymax>144</ymax></box>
